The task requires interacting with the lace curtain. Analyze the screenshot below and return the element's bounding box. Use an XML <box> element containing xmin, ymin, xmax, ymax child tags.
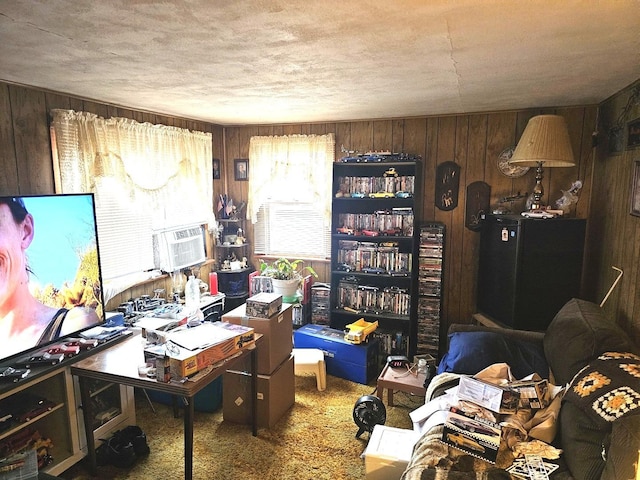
<box><xmin>51</xmin><ymin>109</ymin><xmax>212</xmax><ymax>226</ymax></box>
<box><xmin>50</xmin><ymin>109</ymin><xmax>213</xmax><ymax>284</ymax></box>
<box><xmin>247</xmin><ymin>133</ymin><xmax>335</xmax><ymax>224</ymax></box>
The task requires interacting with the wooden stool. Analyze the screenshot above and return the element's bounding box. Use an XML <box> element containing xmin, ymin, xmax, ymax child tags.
<box><xmin>293</xmin><ymin>348</ymin><xmax>326</xmax><ymax>391</ymax></box>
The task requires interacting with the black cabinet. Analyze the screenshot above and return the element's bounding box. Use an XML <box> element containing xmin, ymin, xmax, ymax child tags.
<box><xmin>477</xmin><ymin>214</ymin><xmax>586</xmax><ymax>331</ymax></box>
<box><xmin>330</xmin><ymin>160</ymin><xmax>421</xmax><ymax>359</ymax></box>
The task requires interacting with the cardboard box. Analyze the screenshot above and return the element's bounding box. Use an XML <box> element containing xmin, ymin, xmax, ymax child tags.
<box><xmin>223</xmin><ymin>354</ymin><xmax>294</xmax><ymax>428</ymax></box>
<box><xmin>510</xmin><ymin>378</ymin><xmax>549</xmax><ymax>409</ymax></box>
<box><xmin>441</xmin><ymin>407</ymin><xmax>501</xmax><ymax>464</ymax></box>
<box><xmin>442</xmin><ymin>423</ymin><xmax>500</xmax><ymax>464</ymax></box>
<box><xmin>293</xmin><ymin>324</ymin><xmax>379</xmax><ymax>384</ymax></box>
<box><xmin>167</xmin><ymin>322</ymin><xmax>255</xmax><ymax>378</ymax></box>
<box><xmin>364</xmin><ymin>425</ymin><xmax>420</xmax><ymax>480</ymax></box>
<box><xmin>222</xmin><ymin>303</ymin><xmax>292</xmax><ymax>375</ymax></box>
<box><xmin>245</xmin><ymin>292</ymin><xmax>283</xmax><ymax>318</ymax></box>
<box><xmin>457</xmin><ymin>376</ymin><xmax>519</xmax><ymax>414</ymax></box>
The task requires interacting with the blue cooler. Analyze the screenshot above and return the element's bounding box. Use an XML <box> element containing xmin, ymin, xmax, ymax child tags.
<box><xmin>293</xmin><ymin>324</ymin><xmax>379</xmax><ymax>384</ymax></box>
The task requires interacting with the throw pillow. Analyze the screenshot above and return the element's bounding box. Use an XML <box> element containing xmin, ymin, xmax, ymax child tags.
<box><xmin>564</xmin><ymin>352</ymin><xmax>640</xmax><ymax>428</ymax></box>
<box><xmin>544</xmin><ymin>298</ymin><xmax>639</xmax><ymax>386</ymax></box>
<box><xmin>437</xmin><ymin>331</ymin><xmax>549</xmax><ymax>379</ymax></box>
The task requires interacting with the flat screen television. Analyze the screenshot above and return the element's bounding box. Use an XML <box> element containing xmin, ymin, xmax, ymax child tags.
<box><xmin>0</xmin><ymin>193</ymin><xmax>106</xmax><ymax>365</ymax></box>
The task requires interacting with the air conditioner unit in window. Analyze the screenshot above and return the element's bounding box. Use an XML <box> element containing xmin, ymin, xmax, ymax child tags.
<box><xmin>153</xmin><ymin>224</ymin><xmax>207</xmax><ymax>273</ymax></box>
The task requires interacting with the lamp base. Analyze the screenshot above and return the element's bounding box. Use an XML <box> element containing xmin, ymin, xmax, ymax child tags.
<box><xmin>524</xmin><ymin>162</ymin><xmax>545</xmax><ymax>211</ymax></box>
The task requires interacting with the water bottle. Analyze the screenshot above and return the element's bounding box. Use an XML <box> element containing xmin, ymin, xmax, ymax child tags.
<box><xmin>185</xmin><ymin>275</ymin><xmax>201</xmax><ymax>324</ymax></box>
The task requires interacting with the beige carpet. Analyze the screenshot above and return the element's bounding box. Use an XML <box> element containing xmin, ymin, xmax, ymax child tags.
<box><xmin>59</xmin><ymin>374</ymin><xmax>420</xmax><ymax>480</ymax></box>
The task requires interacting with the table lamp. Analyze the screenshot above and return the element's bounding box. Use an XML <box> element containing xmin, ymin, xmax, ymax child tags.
<box><xmin>509</xmin><ymin>115</ymin><xmax>575</xmax><ymax>210</ymax></box>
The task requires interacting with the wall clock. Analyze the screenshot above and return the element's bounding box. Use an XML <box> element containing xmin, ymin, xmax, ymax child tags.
<box><xmin>435</xmin><ymin>161</ymin><xmax>460</xmax><ymax>211</ymax></box>
<box><xmin>497</xmin><ymin>147</ymin><xmax>530</xmax><ymax>178</ymax></box>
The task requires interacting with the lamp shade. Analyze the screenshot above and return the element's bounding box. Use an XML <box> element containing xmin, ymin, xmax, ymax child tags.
<box><xmin>509</xmin><ymin>115</ymin><xmax>575</xmax><ymax>167</ymax></box>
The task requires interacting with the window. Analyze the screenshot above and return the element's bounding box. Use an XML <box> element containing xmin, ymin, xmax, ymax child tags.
<box><xmin>248</xmin><ymin>134</ymin><xmax>334</xmax><ymax>260</ymax></box>
<box><xmin>50</xmin><ymin>109</ymin><xmax>213</xmax><ymax>298</ymax></box>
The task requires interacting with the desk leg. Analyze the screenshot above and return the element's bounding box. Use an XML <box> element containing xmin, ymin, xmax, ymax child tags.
<box><xmin>78</xmin><ymin>376</ymin><xmax>97</xmax><ymax>476</ymax></box>
<box><xmin>251</xmin><ymin>347</ymin><xmax>257</xmax><ymax>436</ymax></box>
<box><xmin>183</xmin><ymin>396</ymin><xmax>194</xmax><ymax>480</ymax></box>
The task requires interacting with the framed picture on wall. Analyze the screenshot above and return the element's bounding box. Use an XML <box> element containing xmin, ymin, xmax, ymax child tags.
<box><xmin>630</xmin><ymin>160</ymin><xmax>640</xmax><ymax>217</ymax></box>
<box><xmin>627</xmin><ymin>117</ymin><xmax>640</xmax><ymax>150</ymax></box>
<box><xmin>234</xmin><ymin>159</ymin><xmax>249</xmax><ymax>181</ymax></box>
<box><xmin>213</xmin><ymin>158</ymin><xmax>220</xmax><ymax>180</ymax></box>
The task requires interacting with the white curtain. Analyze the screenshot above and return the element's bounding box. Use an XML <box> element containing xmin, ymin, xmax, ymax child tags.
<box><xmin>51</xmin><ymin>109</ymin><xmax>212</xmax><ymax>227</ymax></box>
<box><xmin>51</xmin><ymin>109</ymin><xmax>213</xmax><ymax>284</ymax></box>
<box><xmin>247</xmin><ymin>133</ymin><xmax>335</xmax><ymax>224</ymax></box>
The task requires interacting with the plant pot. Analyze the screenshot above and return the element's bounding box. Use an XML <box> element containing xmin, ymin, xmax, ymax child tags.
<box><xmin>271</xmin><ymin>278</ymin><xmax>300</xmax><ymax>300</ymax></box>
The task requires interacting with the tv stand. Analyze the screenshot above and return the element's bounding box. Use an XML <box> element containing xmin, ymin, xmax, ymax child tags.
<box><xmin>0</xmin><ymin>333</ymin><xmax>136</xmax><ymax>476</ymax></box>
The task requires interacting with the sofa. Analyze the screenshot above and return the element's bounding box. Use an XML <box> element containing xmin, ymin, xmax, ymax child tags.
<box><xmin>401</xmin><ymin>298</ymin><xmax>640</xmax><ymax>480</ymax></box>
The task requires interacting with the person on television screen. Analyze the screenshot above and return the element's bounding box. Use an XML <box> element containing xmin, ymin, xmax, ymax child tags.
<box><xmin>0</xmin><ymin>197</ymin><xmax>99</xmax><ymax>359</ymax></box>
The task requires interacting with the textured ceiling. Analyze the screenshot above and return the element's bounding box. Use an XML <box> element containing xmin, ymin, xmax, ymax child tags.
<box><xmin>1</xmin><ymin>1</ymin><xmax>639</xmax><ymax>125</ymax></box>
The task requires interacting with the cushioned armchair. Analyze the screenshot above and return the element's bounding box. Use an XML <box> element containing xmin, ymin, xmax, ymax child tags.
<box><xmin>402</xmin><ymin>298</ymin><xmax>640</xmax><ymax>480</ymax></box>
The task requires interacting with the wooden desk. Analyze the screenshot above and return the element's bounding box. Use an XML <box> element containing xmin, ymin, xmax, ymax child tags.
<box><xmin>71</xmin><ymin>332</ymin><xmax>261</xmax><ymax>480</ymax></box>
<box><xmin>377</xmin><ymin>363</ymin><xmax>426</xmax><ymax>406</ymax></box>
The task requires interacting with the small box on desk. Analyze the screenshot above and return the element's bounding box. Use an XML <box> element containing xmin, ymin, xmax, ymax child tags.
<box><xmin>245</xmin><ymin>292</ymin><xmax>283</xmax><ymax>318</ymax></box>
<box><xmin>222</xmin><ymin>303</ymin><xmax>292</xmax><ymax>375</ymax></box>
<box><xmin>293</xmin><ymin>324</ymin><xmax>379</xmax><ymax>384</ymax></box>
<box><xmin>223</xmin><ymin>354</ymin><xmax>294</xmax><ymax>428</ymax></box>
<box><xmin>166</xmin><ymin>322</ymin><xmax>255</xmax><ymax>378</ymax></box>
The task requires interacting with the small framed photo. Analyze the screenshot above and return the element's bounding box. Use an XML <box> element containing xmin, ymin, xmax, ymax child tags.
<box><xmin>213</xmin><ymin>159</ymin><xmax>220</xmax><ymax>180</ymax></box>
<box><xmin>234</xmin><ymin>158</ymin><xmax>249</xmax><ymax>181</ymax></box>
<box><xmin>630</xmin><ymin>160</ymin><xmax>640</xmax><ymax>217</ymax></box>
<box><xmin>627</xmin><ymin>117</ymin><xmax>640</xmax><ymax>150</ymax></box>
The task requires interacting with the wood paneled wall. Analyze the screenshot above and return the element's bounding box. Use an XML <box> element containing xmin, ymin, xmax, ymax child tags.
<box><xmin>589</xmin><ymin>79</ymin><xmax>640</xmax><ymax>346</ymax></box>
<box><xmin>7</xmin><ymin>79</ymin><xmax>638</xmax><ymax>349</ymax></box>
<box><xmin>222</xmin><ymin>107</ymin><xmax>599</xmax><ymax>345</ymax></box>
<box><xmin>0</xmin><ymin>82</ymin><xmax>225</xmax><ymax>310</ymax></box>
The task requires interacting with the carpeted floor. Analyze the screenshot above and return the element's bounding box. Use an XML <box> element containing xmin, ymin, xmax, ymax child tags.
<box><xmin>59</xmin><ymin>374</ymin><xmax>421</xmax><ymax>480</ymax></box>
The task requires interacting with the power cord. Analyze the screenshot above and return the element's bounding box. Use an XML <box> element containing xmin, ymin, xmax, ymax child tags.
<box><xmin>392</xmin><ymin>362</ymin><xmax>420</xmax><ymax>378</ymax></box>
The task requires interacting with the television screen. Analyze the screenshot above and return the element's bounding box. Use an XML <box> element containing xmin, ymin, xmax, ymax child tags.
<box><xmin>0</xmin><ymin>194</ymin><xmax>105</xmax><ymax>364</ymax></box>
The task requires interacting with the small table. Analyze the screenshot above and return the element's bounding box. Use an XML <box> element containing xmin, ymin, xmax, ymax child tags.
<box><xmin>71</xmin><ymin>331</ymin><xmax>261</xmax><ymax>480</ymax></box>
<box><xmin>377</xmin><ymin>363</ymin><xmax>427</xmax><ymax>406</ymax></box>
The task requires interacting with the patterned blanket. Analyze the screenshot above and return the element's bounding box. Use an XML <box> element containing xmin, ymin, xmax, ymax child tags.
<box><xmin>564</xmin><ymin>351</ymin><xmax>640</xmax><ymax>427</ymax></box>
<box><xmin>400</xmin><ymin>425</ymin><xmax>513</xmax><ymax>480</ymax></box>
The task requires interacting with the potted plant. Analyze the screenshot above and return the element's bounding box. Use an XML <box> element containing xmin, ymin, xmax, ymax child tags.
<box><xmin>259</xmin><ymin>258</ymin><xmax>318</xmax><ymax>299</ymax></box>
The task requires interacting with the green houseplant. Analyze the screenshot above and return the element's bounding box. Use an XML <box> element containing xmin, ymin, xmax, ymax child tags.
<box><xmin>259</xmin><ymin>258</ymin><xmax>318</xmax><ymax>299</ymax></box>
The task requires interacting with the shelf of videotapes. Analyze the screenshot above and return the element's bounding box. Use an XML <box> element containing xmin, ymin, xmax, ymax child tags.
<box><xmin>417</xmin><ymin>222</ymin><xmax>445</xmax><ymax>359</ymax></box>
<box><xmin>335</xmin><ymin>172</ymin><xmax>416</xmax><ymax>198</ymax></box>
<box><xmin>372</xmin><ymin>330</ymin><xmax>410</xmax><ymax>370</ymax></box>
<box><xmin>336</xmin><ymin>239</ymin><xmax>413</xmax><ymax>275</ymax></box>
<box><xmin>330</xmin><ymin>159</ymin><xmax>422</xmax><ymax>360</ymax></box>
<box><xmin>336</xmin><ymin>275</ymin><xmax>412</xmax><ymax>317</ymax></box>
<box><xmin>336</xmin><ymin>208</ymin><xmax>413</xmax><ymax>236</ymax></box>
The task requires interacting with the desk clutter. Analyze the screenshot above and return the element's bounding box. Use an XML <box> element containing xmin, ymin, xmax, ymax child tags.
<box><xmin>120</xmin><ymin>288</ymin><xmax>297</xmax><ymax>427</ymax></box>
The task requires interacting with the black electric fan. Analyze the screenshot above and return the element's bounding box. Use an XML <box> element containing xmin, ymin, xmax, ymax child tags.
<box><xmin>352</xmin><ymin>395</ymin><xmax>386</xmax><ymax>438</ymax></box>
